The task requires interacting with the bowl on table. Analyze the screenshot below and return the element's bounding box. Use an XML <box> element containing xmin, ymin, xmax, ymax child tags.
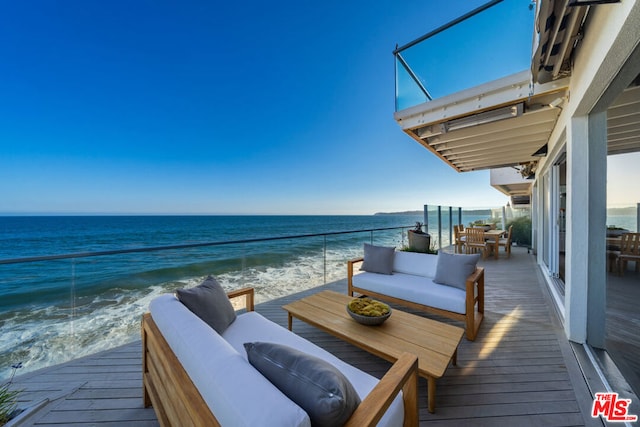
<box><xmin>346</xmin><ymin>297</ymin><xmax>391</xmax><ymax>326</ymax></box>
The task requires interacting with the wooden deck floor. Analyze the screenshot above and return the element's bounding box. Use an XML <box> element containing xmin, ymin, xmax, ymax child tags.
<box><xmin>9</xmin><ymin>247</ymin><xmax>605</xmax><ymax>426</ymax></box>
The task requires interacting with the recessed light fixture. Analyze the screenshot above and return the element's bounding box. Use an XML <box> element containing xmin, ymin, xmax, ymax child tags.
<box><xmin>443</xmin><ymin>103</ymin><xmax>523</xmax><ymax>132</ymax></box>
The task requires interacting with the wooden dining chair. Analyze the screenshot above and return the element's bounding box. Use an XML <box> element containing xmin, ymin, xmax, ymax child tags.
<box><xmin>498</xmin><ymin>225</ymin><xmax>513</xmax><ymax>257</ymax></box>
<box><xmin>465</xmin><ymin>227</ymin><xmax>488</xmax><ymax>259</ymax></box>
<box><xmin>617</xmin><ymin>232</ymin><xmax>640</xmax><ymax>276</ymax></box>
<box><xmin>453</xmin><ymin>225</ymin><xmax>465</xmax><ymax>253</ymax></box>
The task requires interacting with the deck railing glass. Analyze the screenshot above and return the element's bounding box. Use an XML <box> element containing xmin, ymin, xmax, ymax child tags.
<box><xmin>394</xmin><ymin>0</ymin><xmax>534</xmax><ymax>111</ymax></box>
<box><xmin>606</xmin><ymin>203</ymin><xmax>639</xmax><ymax>233</ymax></box>
<box><xmin>0</xmin><ymin>225</ymin><xmax>412</xmax><ymax>380</ymax></box>
<box><xmin>423</xmin><ymin>204</ymin><xmax>530</xmax><ymax>249</ymax></box>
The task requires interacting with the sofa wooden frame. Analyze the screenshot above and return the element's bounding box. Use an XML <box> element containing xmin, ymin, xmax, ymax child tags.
<box><xmin>142</xmin><ymin>287</ymin><xmax>420</xmax><ymax>427</ymax></box>
<box><xmin>348</xmin><ymin>258</ymin><xmax>485</xmax><ymax>341</ymax></box>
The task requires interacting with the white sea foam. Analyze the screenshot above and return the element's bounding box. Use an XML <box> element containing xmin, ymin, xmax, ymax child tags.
<box><xmin>0</xmin><ymin>284</ymin><xmax>172</xmax><ymax>380</ymax></box>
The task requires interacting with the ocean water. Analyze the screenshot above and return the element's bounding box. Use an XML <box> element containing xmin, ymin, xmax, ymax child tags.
<box><xmin>1</xmin><ymin>215</ymin><xmax>430</xmax><ymax>379</ymax></box>
<box><xmin>607</xmin><ymin>215</ymin><xmax>638</xmax><ymax>232</ymax></box>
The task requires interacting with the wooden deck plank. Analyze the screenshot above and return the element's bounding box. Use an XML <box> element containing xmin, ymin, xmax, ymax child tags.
<box><xmin>439</xmin><ymin>389</ymin><xmax>579</xmax><ymax>405</ymax></box>
<box><xmin>422</xmin><ymin>413</ymin><xmax>586</xmax><ymax>427</ymax></box>
<box><xmin>8</xmin><ymin>247</ymin><xmax>606</xmax><ymax>426</ymax></box>
<box><xmin>53</xmin><ymin>397</ymin><xmax>146</xmax><ymax>410</ymax></box>
<box><xmin>36</xmin><ymin>408</ymin><xmax>157</xmax><ymax>423</ymax></box>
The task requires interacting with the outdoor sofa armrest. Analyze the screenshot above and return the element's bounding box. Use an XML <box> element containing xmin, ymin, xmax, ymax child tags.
<box><xmin>227</xmin><ymin>287</ymin><xmax>255</xmax><ymax>312</ymax></box>
<box><xmin>347</xmin><ymin>257</ymin><xmax>364</xmax><ymax>296</ymax></box>
<box><xmin>464</xmin><ymin>267</ymin><xmax>484</xmax><ymax>340</ymax></box>
<box><xmin>465</xmin><ymin>267</ymin><xmax>484</xmax><ymax>287</ymax></box>
<box><xmin>347</xmin><ymin>257</ymin><xmax>364</xmax><ymax>272</ymax></box>
<box><xmin>344</xmin><ymin>352</ymin><xmax>418</xmax><ymax>427</ymax></box>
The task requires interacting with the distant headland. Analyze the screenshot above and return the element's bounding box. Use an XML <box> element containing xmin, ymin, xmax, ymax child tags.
<box><xmin>374</xmin><ymin>210</ymin><xmax>423</xmax><ymax>216</ymax></box>
<box><xmin>607</xmin><ymin>206</ymin><xmax>638</xmax><ymax>216</ymax></box>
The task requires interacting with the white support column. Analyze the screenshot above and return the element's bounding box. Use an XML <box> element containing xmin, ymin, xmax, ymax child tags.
<box><xmin>534</xmin><ymin>181</ymin><xmax>542</xmax><ymax>261</ymax></box>
<box><xmin>565</xmin><ymin>112</ymin><xmax>607</xmax><ymax>347</ymax></box>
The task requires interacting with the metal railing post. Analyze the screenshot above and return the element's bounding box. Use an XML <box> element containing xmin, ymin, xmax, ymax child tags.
<box><xmin>70</xmin><ymin>258</ymin><xmax>77</xmax><ymax>354</ymax></box>
<box><xmin>449</xmin><ymin>206</ymin><xmax>453</xmax><ymax>247</ymax></box>
<box><xmin>424</xmin><ymin>205</ymin><xmax>429</xmax><ymax>230</ymax></box>
<box><xmin>437</xmin><ymin>206</ymin><xmax>442</xmax><ymax>249</ymax></box>
<box><xmin>323</xmin><ymin>235</ymin><xmax>327</xmax><ymax>284</ymax></box>
<box><xmin>242</xmin><ymin>242</ymin><xmax>246</xmax><ymax>287</ymax></box>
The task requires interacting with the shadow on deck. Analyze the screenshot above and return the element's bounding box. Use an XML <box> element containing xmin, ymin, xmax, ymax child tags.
<box><xmin>9</xmin><ymin>246</ymin><xmax>605</xmax><ymax>426</ymax></box>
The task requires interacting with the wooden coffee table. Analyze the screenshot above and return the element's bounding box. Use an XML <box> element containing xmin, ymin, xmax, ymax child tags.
<box><xmin>283</xmin><ymin>290</ymin><xmax>464</xmax><ymax>413</ymax></box>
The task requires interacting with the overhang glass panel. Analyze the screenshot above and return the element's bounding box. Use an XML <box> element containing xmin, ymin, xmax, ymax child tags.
<box><xmin>395</xmin><ymin>0</ymin><xmax>534</xmax><ymax>111</ymax></box>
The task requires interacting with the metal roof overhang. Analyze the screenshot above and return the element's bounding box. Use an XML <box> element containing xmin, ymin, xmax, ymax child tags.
<box><xmin>394</xmin><ymin>70</ymin><xmax>571</xmax><ymax>173</ymax></box>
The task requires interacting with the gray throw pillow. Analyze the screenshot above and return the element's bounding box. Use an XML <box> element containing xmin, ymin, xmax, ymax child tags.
<box><xmin>433</xmin><ymin>252</ymin><xmax>481</xmax><ymax>290</ymax></box>
<box><xmin>176</xmin><ymin>275</ymin><xmax>236</xmax><ymax>334</ymax></box>
<box><xmin>360</xmin><ymin>243</ymin><xmax>395</xmax><ymax>275</ymax></box>
<box><xmin>244</xmin><ymin>342</ymin><xmax>361</xmax><ymax>427</ymax></box>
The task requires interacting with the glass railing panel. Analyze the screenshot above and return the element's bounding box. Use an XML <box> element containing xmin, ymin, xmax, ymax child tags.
<box><xmin>417</xmin><ymin>204</ymin><xmax>534</xmax><ymax>251</ymax></box>
<box><xmin>462</xmin><ymin>207</ymin><xmax>494</xmax><ymax>228</ymax></box>
<box><xmin>238</xmin><ymin>236</ymin><xmax>329</xmax><ymax>303</ymax></box>
<box><xmin>607</xmin><ymin>204</ymin><xmax>639</xmax><ymax>233</ymax></box>
<box><xmin>425</xmin><ymin>206</ymin><xmax>440</xmax><ymax>247</ymax></box>
<box><xmin>323</xmin><ymin>230</ymin><xmax>386</xmax><ymax>286</ymax></box>
<box><xmin>373</xmin><ymin>227</ymin><xmax>407</xmax><ymax>249</ymax></box>
<box><xmin>395</xmin><ymin>56</ymin><xmax>430</xmax><ymax>111</ymax></box>
<box><xmin>323</xmin><ymin>228</ymin><xmax>409</xmax><ymax>281</ymax></box>
<box><xmin>1</xmin><ymin>258</ymin><xmax>77</xmax><ymax>380</ymax></box>
<box><xmin>1</xmin><ymin>224</ymin><xmax>416</xmax><ymax>380</ymax></box>
<box><xmin>394</xmin><ymin>0</ymin><xmax>534</xmax><ymax>111</ymax></box>
<box><xmin>441</xmin><ymin>208</ymin><xmax>453</xmax><ymax>248</ymax></box>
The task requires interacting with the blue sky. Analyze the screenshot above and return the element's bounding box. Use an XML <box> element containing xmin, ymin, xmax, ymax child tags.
<box><xmin>1</xmin><ymin>0</ymin><xmax>538</xmax><ymax>215</ymax></box>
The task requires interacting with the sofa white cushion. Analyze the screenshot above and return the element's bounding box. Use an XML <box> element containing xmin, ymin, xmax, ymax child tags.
<box><xmin>352</xmin><ymin>272</ymin><xmax>467</xmax><ymax>314</ymax></box>
<box><xmin>392</xmin><ymin>251</ymin><xmax>438</xmax><ymax>277</ymax></box>
<box><xmin>150</xmin><ymin>294</ymin><xmax>310</xmax><ymax>427</ymax></box>
<box><xmin>223</xmin><ymin>311</ymin><xmax>405</xmax><ymax>427</ymax></box>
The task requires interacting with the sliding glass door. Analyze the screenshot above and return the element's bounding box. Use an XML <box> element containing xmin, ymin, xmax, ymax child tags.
<box><xmin>541</xmin><ymin>153</ymin><xmax>567</xmax><ymax>293</ymax></box>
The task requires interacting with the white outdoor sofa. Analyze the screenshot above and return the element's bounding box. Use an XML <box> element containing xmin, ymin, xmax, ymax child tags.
<box><xmin>348</xmin><ymin>248</ymin><xmax>484</xmax><ymax>341</ymax></box>
<box><xmin>142</xmin><ymin>286</ymin><xmax>419</xmax><ymax>427</ymax></box>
